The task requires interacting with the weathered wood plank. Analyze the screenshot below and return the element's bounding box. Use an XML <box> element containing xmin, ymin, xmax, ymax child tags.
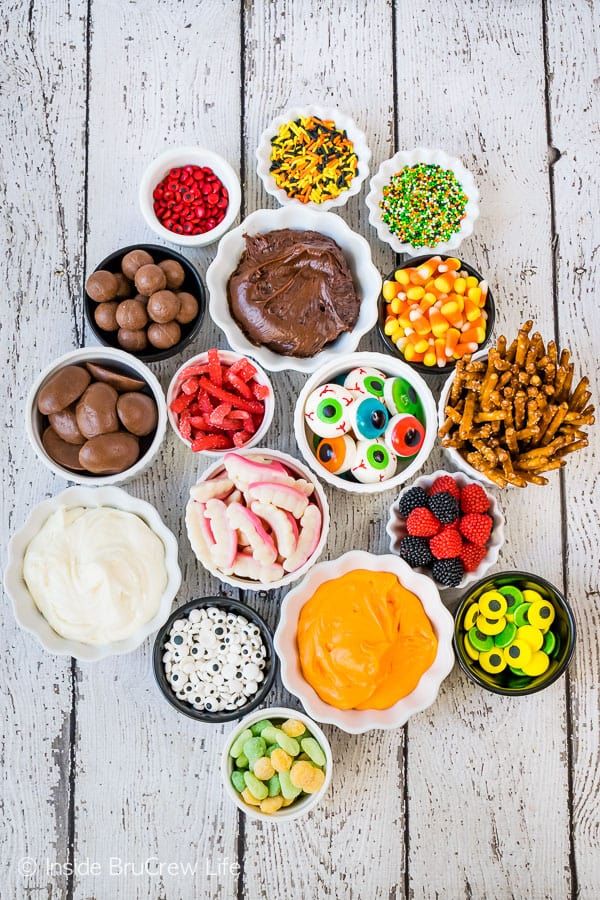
<box><xmin>72</xmin><ymin>3</ymin><xmax>243</xmax><ymax>898</ymax></box>
<box><xmin>545</xmin><ymin>1</ymin><xmax>600</xmax><ymax>896</ymax></box>
<box><xmin>240</xmin><ymin>2</ymin><xmax>404</xmax><ymax>898</ymax></box>
<box><xmin>0</xmin><ymin>1</ymin><xmax>87</xmax><ymax>897</ymax></box>
<box><xmin>393</xmin><ymin>2</ymin><xmax>571</xmax><ymax>897</ymax></box>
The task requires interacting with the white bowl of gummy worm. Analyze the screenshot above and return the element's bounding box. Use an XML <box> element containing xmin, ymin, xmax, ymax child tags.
<box><xmin>256</xmin><ymin>104</ymin><xmax>371</xmax><ymax>211</ymax></box>
<box><xmin>221</xmin><ymin>706</ymin><xmax>333</xmax><ymax>821</ymax></box>
<box><xmin>293</xmin><ymin>351</ymin><xmax>436</xmax><ymax>494</ymax></box>
<box><xmin>366</xmin><ymin>147</ymin><xmax>480</xmax><ymax>256</ymax></box>
<box><xmin>185</xmin><ymin>448</ymin><xmax>330</xmax><ymax>591</ymax></box>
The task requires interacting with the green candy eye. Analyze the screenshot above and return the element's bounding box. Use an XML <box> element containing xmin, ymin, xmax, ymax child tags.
<box><xmin>366</xmin><ymin>443</ymin><xmax>391</xmax><ymax>469</ymax></box>
<box><xmin>363</xmin><ymin>375</ymin><xmax>385</xmax><ymax>397</ymax></box>
<box><xmin>317</xmin><ymin>397</ymin><xmax>343</xmax><ymax>424</ymax></box>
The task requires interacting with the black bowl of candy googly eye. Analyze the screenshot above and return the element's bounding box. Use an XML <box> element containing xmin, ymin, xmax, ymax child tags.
<box><xmin>453</xmin><ymin>571</ymin><xmax>576</xmax><ymax>696</ymax></box>
<box><xmin>152</xmin><ymin>597</ymin><xmax>277</xmax><ymax>722</ymax></box>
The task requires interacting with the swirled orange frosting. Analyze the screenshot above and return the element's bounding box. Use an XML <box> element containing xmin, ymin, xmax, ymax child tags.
<box><xmin>297</xmin><ymin>569</ymin><xmax>438</xmax><ymax>710</ymax></box>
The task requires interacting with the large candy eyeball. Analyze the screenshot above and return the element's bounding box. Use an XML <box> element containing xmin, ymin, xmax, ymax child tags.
<box><xmin>384</xmin><ymin>414</ymin><xmax>425</xmax><ymax>457</ymax></box>
<box><xmin>315</xmin><ymin>434</ymin><xmax>357</xmax><ymax>474</ymax></box>
<box><xmin>304</xmin><ymin>383</ymin><xmax>355</xmax><ymax>438</ymax></box>
<box><xmin>383</xmin><ymin>377</ymin><xmax>424</xmax><ymax>421</ymax></box>
<box><xmin>351</xmin><ymin>438</ymin><xmax>397</xmax><ymax>483</ymax></box>
<box><xmin>349</xmin><ymin>396</ymin><xmax>389</xmax><ymax>440</ymax></box>
<box><xmin>344</xmin><ymin>366</ymin><xmax>386</xmax><ymax>399</ymax></box>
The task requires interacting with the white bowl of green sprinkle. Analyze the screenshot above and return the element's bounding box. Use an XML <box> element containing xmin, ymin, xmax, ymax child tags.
<box><xmin>256</xmin><ymin>105</ymin><xmax>371</xmax><ymax>211</ymax></box>
<box><xmin>366</xmin><ymin>147</ymin><xmax>480</xmax><ymax>256</ymax></box>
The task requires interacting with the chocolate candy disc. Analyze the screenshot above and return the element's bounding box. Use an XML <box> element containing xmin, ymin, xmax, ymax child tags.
<box><xmin>37</xmin><ymin>365</ymin><xmax>91</xmax><ymax>416</ymax></box>
<box><xmin>42</xmin><ymin>426</ymin><xmax>86</xmax><ymax>471</ymax></box>
<box><xmin>84</xmin><ymin>363</ymin><xmax>146</xmax><ymax>393</ymax></box>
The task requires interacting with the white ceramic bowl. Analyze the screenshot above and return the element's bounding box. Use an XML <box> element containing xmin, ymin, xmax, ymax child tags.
<box><xmin>206</xmin><ymin>206</ymin><xmax>381</xmax><ymax>374</ymax></box>
<box><xmin>4</xmin><ymin>485</ymin><xmax>182</xmax><ymax>661</ymax></box>
<box><xmin>139</xmin><ymin>146</ymin><xmax>241</xmax><ymax>248</ymax></box>
<box><xmin>221</xmin><ymin>706</ymin><xmax>333</xmax><ymax>822</ymax></box>
<box><xmin>26</xmin><ymin>347</ymin><xmax>167</xmax><ymax>487</ymax></box>
<box><xmin>274</xmin><ymin>551</ymin><xmax>455</xmax><ymax>734</ymax></box>
<box><xmin>166</xmin><ymin>349</ymin><xmax>275</xmax><ymax>457</ymax></box>
<box><xmin>437</xmin><ymin>348</ymin><xmax>496</xmax><ymax>486</ymax></box>
<box><xmin>386</xmin><ymin>469</ymin><xmax>505</xmax><ymax>591</ymax></box>
<box><xmin>255</xmin><ymin>104</ymin><xmax>371</xmax><ymax>211</ymax></box>
<box><xmin>294</xmin><ymin>351</ymin><xmax>436</xmax><ymax>494</ymax></box>
<box><xmin>185</xmin><ymin>447</ymin><xmax>330</xmax><ymax>591</ymax></box>
<box><xmin>366</xmin><ymin>147</ymin><xmax>480</xmax><ymax>256</ymax></box>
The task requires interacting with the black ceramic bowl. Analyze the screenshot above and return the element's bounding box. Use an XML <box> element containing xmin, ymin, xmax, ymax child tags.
<box><xmin>152</xmin><ymin>596</ymin><xmax>278</xmax><ymax>723</ymax></box>
<box><xmin>454</xmin><ymin>571</ymin><xmax>576</xmax><ymax>696</ymax></box>
<box><xmin>377</xmin><ymin>254</ymin><xmax>495</xmax><ymax>376</ymax></box>
<box><xmin>84</xmin><ymin>243</ymin><xmax>206</xmax><ymax>363</ymax></box>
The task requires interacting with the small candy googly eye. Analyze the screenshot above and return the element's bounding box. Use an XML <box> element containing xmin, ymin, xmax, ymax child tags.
<box><xmin>383</xmin><ymin>377</ymin><xmax>424</xmax><ymax>420</ymax></box>
<box><xmin>384</xmin><ymin>414</ymin><xmax>425</xmax><ymax>457</ymax></box>
<box><xmin>343</xmin><ymin>366</ymin><xmax>386</xmax><ymax>398</ymax></box>
<box><xmin>304</xmin><ymin>383</ymin><xmax>355</xmax><ymax>438</ymax></box>
<box><xmin>349</xmin><ymin>397</ymin><xmax>389</xmax><ymax>440</ymax></box>
<box><xmin>351</xmin><ymin>438</ymin><xmax>397</xmax><ymax>483</ymax></box>
<box><xmin>315</xmin><ymin>434</ymin><xmax>357</xmax><ymax>474</ymax></box>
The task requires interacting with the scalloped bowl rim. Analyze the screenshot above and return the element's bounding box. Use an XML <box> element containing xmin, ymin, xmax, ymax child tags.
<box><xmin>255</xmin><ymin>104</ymin><xmax>371</xmax><ymax>211</ymax></box>
<box><xmin>385</xmin><ymin>469</ymin><xmax>505</xmax><ymax>590</ymax></box>
<box><xmin>274</xmin><ymin>550</ymin><xmax>455</xmax><ymax>733</ymax></box>
<box><xmin>4</xmin><ymin>485</ymin><xmax>182</xmax><ymax>661</ymax></box>
<box><xmin>366</xmin><ymin>147</ymin><xmax>480</xmax><ymax>256</ymax></box>
<box><xmin>185</xmin><ymin>447</ymin><xmax>330</xmax><ymax>591</ymax></box>
<box><xmin>293</xmin><ymin>350</ymin><xmax>437</xmax><ymax>494</ymax></box>
<box><xmin>206</xmin><ymin>206</ymin><xmax>381</xmax><ymax>373</ymax></box>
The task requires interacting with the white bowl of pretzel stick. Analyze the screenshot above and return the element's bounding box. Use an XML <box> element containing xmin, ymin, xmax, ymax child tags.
<box><xmin>437</xmin><ymin>323</ymin><xmax>594</xmax><ymax>488</ymax></box>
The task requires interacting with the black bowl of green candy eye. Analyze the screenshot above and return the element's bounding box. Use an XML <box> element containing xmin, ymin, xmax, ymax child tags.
<box><xmin>453</xmin><ymin>571</ymin><xmax>576</xmax><ymax>696</ymax></box>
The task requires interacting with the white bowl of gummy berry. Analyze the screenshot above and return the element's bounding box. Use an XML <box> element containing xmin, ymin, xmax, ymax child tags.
<box><xmin>386</xmin><ymin>470</ymin><xmax>505</xmax><ymax>590</ymax></box>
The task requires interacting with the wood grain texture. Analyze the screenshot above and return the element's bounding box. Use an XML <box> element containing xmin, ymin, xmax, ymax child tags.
<box><xmin>0</xmin><ymin>1</ymin><xmax>87</xmax><ymax>896</ymax></box>
<box><xmin>545</xmin><ymin>1</ymin><xmax>600</xmax><ymax>895</ymax></box>
<box><xmin>393</xmin><ymin>2</ymin><xmax>571</xmax><ymax>897</ymax></box>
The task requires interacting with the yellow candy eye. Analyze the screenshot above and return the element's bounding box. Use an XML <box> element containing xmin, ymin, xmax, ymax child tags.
<box><xmin>522</xmin><ymin>589</ymin><xmax>544</xmax><ymax>605</ymax></box>
<box><xmin>479</xmin><ymin>649</ymin><xmax>506</xmax><ymax>674</ymax></box>
<box><xmin>503</xmin><ymin>640</ymin><xmax>533</xmax><ymax>667</ymax></box>
<box><xmin>463</xmin><ymin>635</ymin><xmax>480</xmax><ymax>661</ymax></box>
<box><xmin>476</xmin><ymin>614</ymin><xmax>506</xmax><ymax>636</ymax></box>
<box><xmin>516</xmin><ymin>625</ymin><xmax>544</xmax><ymax>652</ymax></box>
<box><xmin>478</xmin><ymin>590</ymin><xmax>508</xmax><ymax>619</ymax></box>
<box><xmin>527</xmin><ymin>599</ymin><xmax>555</xmax><ymax>631</ymax></box>
<box><xmin>521</xmin><ymin>650</ymin><xmax>550</xmax><ymax>677</ymax></box>
<box><xmin>463</xmin><ymin>602</ymin><xmax>480</xmax><ymax>631</ymax></box>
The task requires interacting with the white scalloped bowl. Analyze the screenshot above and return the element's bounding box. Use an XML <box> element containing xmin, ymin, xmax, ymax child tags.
<box><xmin>255</xmin><ymin>104</ymin><xmax>371</xmax><ymax>211</ymax></box>
<box><xmin>166</xmin><ymin>349</ymin><xmax>275</xmax><ymax>457</ymax></box>
<box><xmin>293</xmin><ymin>351</ymin><xmax>436</xmax><ymax>494</ymax></box>
<box><xmin>366</xmin><ymin>147</ymin><xmax>480</xmax><ymax>256</ymax></box>
<box><xmin>274</xmin><ymin>550</ymin><xmax>454</xmax><ymax>733</ymax></box>
<box><xmin>4</xmin><ymin>486</ymin><xmax>182</xmax><ymax>661</ymax></box>
<box><xmin>386</xmin><ymin>470</ymin><xmax>505</xmax><ymax>591</ymax></box>
<box><xmin>206</xmin><ymin>206</ymin><xmax>381</xmax><ymax>374</ymax></box>
<box><xmin>185</xmin><ymin>447</ymin><xmax>330</xmax><ymax>592</ymax></box>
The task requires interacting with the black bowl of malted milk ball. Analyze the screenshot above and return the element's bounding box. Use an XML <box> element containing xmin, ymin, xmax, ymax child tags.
<box><xmin>152</xmin><ymin>597</ymin><xmax>278</xmax><ymax>722</ymax></box>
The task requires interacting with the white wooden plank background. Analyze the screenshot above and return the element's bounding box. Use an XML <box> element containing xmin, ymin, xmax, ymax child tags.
<box><xmin>1</xmin><ymin>1</ymin><xmax>598</xmax><ymax>898</ymax></box>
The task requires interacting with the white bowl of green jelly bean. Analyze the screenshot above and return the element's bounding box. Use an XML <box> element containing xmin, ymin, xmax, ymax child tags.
<box><xmin>221</xmin><ymin>706</ymin><xmax>333</xmax><ymax>822</ymax></box>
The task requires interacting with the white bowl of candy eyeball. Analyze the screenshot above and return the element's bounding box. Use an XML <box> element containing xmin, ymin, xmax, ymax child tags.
<box><xmin>293</xmin><ymin>351</ymin><xmax>437</xmax><ymax>494</ymax></box>
<box><xmin>185</xmin><ymin>448</ymin><xmax>330</xmax><ymax>591</ymax></box>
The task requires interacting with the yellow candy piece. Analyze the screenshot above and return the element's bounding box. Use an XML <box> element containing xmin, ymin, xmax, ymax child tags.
<box><xmin>479</xmin><ymin>648</ymin><xmax>506</xmax><ymax>674</ymax></box>
<box><xmin>476</xmin><ymin>614</ymin><xmax>506</xmax><ymax>636</ymax></box>
<box><xmin>270</xmin><ymin>748</ymin><xmax>292</xmax><ymax>772</ymax></box>
<box><xmin>453</xmin><ymin>277</ymin><xmax>467</xmax><ymax>294</ymax></box>
<box><xmin>467</xmin><ymin>286</ymin><xmax>482</xmax><ymax>304</ymax></box>
<box><xmin>463</xmin><ymin>602</ymin><xmax>480</xmax><ymax>631</ymax></box>
<box><xmin>384</xmin><ymin>319</ymin><xmax>398</xmax><ymax>336</ymax></box>
<box><xmin>390</xmin><ymin>298</ymin><xmax>402</xmax><ymax>314</ymax></box>
<box><xmin>466</xmin><ymin>275</ymin><xmax>478</xmax><ymax>289</ymax></box>
<box><xmin>253</xmin><ymin>756</ymin><xmax>275</xmax><ymax>780</ymax></box>
<box><xmin>304</xmin><ymin>767</ymin><xmax>326</xmax><ymax>794</ymax></box>
<box><xmin>382</xmin><ymin>281</ymin><xmax>398</xmax><ymax>301</ymax></box>
<box><xmin>406</xmin><ymin>285</ymin><xmax>425</xmax><ymax>301</ymax></box>
<box><xmin>523</xmin><ymin>589</ymin><xmax>543</xmax><ymax>605</ymax></box>
<box><xmin>478</xmin><ymin>590</ymin><xmax>508</xmax><ymax>620</ymax></box>
<box><xmin>434</xmin><ymin>275</ymin><xmax>453</xmax><ymax>293</ymax></box>
<box><xmin>503</xmin><ymin>639</ymin><xmax>533</xmax><ymax>667</ymax></box>
<box><xmin>463</xmin><ymin>635</ymin><xmax>479</xmax><ymax>661</ymax></box>
<box><xmin>521</xmin><ymin>650</ymin><xmax>550</xmax><ymax>677</ymax></box>
<box><xmin>516</xmin><ymin>625</ymin><xmax>544</xmax><ymax>652</ymax></box>
<box><xmin>528</xmin><ymin>599</ymin><xmax>555</xmax><ymax>631</ymax></box>
<box><xmin>395</xmin><ymin>269</ymin><xmax>410</xmax><ymax>285</ymax></box>
<box><xmin>241</xmin><ymin>788</ymin><xmax>260</xmax><ymax>807</ymax></box>
<box><xmin>289</xmin><ymin>760</ymin><xmax>323</xmax><ymax>791</ymax></box>
<box><xmin>281</xmin><ymin>797</ymin><xmax>295</xmax><ymax>807</ymax></box>
<box><xmin>281</xmin><ymin>719</ymin><xmax>306</xmax><ymax>738</ymax></box>
<box><xmin>260</xmin><ymin>795</ymin><xmax>284</xmax><ymax>814</ymax></box>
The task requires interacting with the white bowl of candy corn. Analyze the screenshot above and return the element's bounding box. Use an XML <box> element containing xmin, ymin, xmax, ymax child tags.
<box><xmin>221</xmin><ymin>706</ymin><xmax>333</xmax><ymax>822</ymax></box>
<box><xmin>185</xmin><ymin>448</ymin><xmax>330</xmax><ymax>591</ymax></box>
<box><xmin>294</xmin><ymin>351</ymin><xmax>436</xmax><ymax>494</ymax></box>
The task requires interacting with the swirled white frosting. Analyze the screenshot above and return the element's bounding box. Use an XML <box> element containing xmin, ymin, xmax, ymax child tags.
<box><xmin>23</xmin><ymin>506</ymin><xmax>167</xmax><ymax>645</ymax></box>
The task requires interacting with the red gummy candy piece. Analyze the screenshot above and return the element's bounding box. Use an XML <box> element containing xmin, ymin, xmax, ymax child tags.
<box><xmin>251</xmin><ymin>382</ymin><xmax>270</xmax><ymax>400</ymax></box>
<box><xmin>207</xmin><ymin>348</ymin><xmax>223</xmax><ymax>386</ymax></box>
<box><xmin>406</xmin><ymin>507</ymin><xmax>441</xmax><ymax>538</ymax></box>
<box><xmin>191</xmin><ymin>433</ymin><xmax>231</xmax><ymax>452</ymax></box>
<box><xmin>225</xmin><ymin>370</ymin><xmax>253</xmax><ymax>399</ymax></box>
<box><xmin>229</xmin><ymin>357</ymin><xmax>257</xmax><ymax>382</ymax></box>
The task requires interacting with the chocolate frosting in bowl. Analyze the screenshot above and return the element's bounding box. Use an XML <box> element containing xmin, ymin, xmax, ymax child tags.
<box><xmin>227</xmin><ymin>229</ymin><xmax>361</xmax><ymax>358</ymax></box>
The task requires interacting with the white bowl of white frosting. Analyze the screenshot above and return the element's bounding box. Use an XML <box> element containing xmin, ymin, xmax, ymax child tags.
<box><xmin>4</xmin><ymin>485</ymin><xmax>181</xmax><ymax>660</ymax></box>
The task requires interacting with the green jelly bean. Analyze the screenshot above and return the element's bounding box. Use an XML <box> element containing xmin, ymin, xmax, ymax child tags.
<box><xmin>468</xmin><ymin>627</ymin><xmax>493</xmax><ymax>652</ymax></box>
<box><xmin>498</xmin><ymin>585</ymin><xmax>524</xmax><ymax>609</ymax></box>
<box><xmin>243</xmin><ymin>737</ymin><xmax>266</xmax><ymax>768</ymax></box>
<box><xmin>279</xmin><ymin>770</ymin><xmax>302</xmax><ymax>801</ymax></box>
<box><xmin>231</xmin><ymin>770</ymin><xmax>246</xmax><ymax>793</ymax></box>
<box><xmin>265</xmin><ymin>743</ymin><xmax>280</xmax><ymax>756</ymax></box>
<box><xmin>300</xmin><ymin>738</ymin><xmax>326</xmax><ymax>767</ymax></box>
<box><xmin>261</xmin><ymin>726</ymin><xmax>300</xmax><ymax>757</ymax></box>
<box><xmin>267</xmin><ymin>774</ymin><xmax>281</xmax><ymax>797</ymax></box>
<box><xmin>251</xmin><ymin>719</ymin><xmax>273</xmax><ymax>736</ymax></box>
<box><xmin>494</xmin><ymin>621</ymin><xmax>517</xmax><ymax>648</ymax></box>
<box><xmin>542</xmin><ymin>631</ymin><xmax>557</xmax><ymax>654</ymax></box>
<box><xmin>244</xmin><ymin>771</ymin><xmax>268</xmax><ymax>800</ymax></box>
<box><xmin>230</xmin><ymin>729</ymin><xmax>252</xmax><ymax>759</ymax></box>
<box><xmin>513</xmin><ymin>603</ymin><xmax>532</xmax><ymax>628</ymax></box>
<box><xmin>236</xmin><ymin>753</ymin><xmax>248</xmax><ymax>769</ymax></box>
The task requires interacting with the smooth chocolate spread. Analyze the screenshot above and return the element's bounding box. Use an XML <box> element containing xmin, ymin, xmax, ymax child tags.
<box><xmin>227</xmin><ymin>229</ymin><xmax>360</xmax><ymax>357</ymax></box>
